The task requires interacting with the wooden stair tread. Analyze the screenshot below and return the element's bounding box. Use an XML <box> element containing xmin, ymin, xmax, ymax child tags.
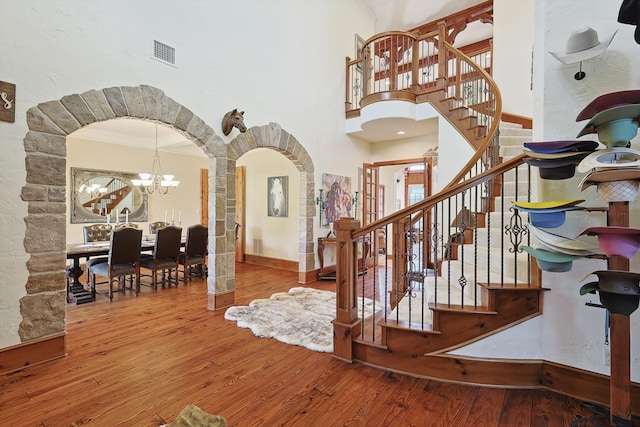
<box><xmin>478</xmin><ymin>282</ymin><xmax>548</xmax><ymax>291</ymax></box>
<box><xmin>429</xmin><ymin>302</ymin><xmax>497</xmax><ymax>314</ymax></box>
<box><xmin>380</xmin><ymin>319</ymin><xmax>440</xmax><ymax>334</ymax></box>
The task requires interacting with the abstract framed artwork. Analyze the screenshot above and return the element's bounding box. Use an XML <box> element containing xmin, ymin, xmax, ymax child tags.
<box><xmin>321</xmin><ymin>173</ymin><xmax>353</xmax><ymax>226</ymax></box>
<box><xmin>267</xmin><ymin>176</ymin><xmax>288</xmax><ymax>217</ymax></box>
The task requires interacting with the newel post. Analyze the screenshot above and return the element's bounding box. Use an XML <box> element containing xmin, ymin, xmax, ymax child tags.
<box><xmin>332</xmin><ymin>217</ymin><xmax>361</xmax><ymax>362</ymax></box>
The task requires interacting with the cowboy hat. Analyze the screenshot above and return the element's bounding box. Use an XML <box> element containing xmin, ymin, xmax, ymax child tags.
<box><xmin>512</xmin><ymin>200</ymin><xmax>584</xmax><ymax>210</ymax></box>
<box><xmin>580</xmin><ymin>281</ymin><xmax>640</xmax><ymax>315</ymax></box>
<box><xmin>529</xmin><ymin>225</ymin><xmax>599</xmax><ymax>255</ymax></box>
<box><xmin>578</xmin><ymin>168</ymin><xmax>640</xmax><ymax>202</ymax></box>
<box><xmin>513</xmin><ymin>205</ymin><xmax>585</xmax><ymax>229</ymax></box>
<box><xmin>576</xmin><ymin>90</ymin><xmax>640</xmax><ymax>121</ymax></box>
<box><xmin>521</xmin><ymin>245</ymin><xmax>582</xmax><ymax>272</ymax></box>
<box><xmin>578</xmin><ymin>226</ymin><xmax>640</xmax><ymax>259</ymax></box>
<box><xmin>576</xmin><ymin>147</ymin><xmax>640</xmax><ymax>173</ymax></box>
<box><xmin>577</xmin><ymin>104</ymin><xmax>640</xmax><ymax>146</ymax></box>
<box><xmin>618</xmin><ymin>0</ymin><xmax>640</xmax><ymax>44</ymax></box>
<box><xmin>525</xmin><ymin>149</ymin><xmax>599</xmax><ymax>160</ymax></box>
<box><xmin>523</xmin><ymin>140</ymin><xmax>600</xmax><ymax>154</ymax></box>
<box><xmin>549</xmin><ymin>27</ymin><xmax>617</xmax><ymax>64</ymax></box>
<box><xmin>523</xmin><ymin>152</ymin><xmax>591</xmax><ymax>180</ymax></box>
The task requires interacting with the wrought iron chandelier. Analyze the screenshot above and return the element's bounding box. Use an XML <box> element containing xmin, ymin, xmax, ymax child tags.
<box><xmin>132</xmin><ymin>123</ymin><xmax>180</xmax><ymax>194</ymax></box>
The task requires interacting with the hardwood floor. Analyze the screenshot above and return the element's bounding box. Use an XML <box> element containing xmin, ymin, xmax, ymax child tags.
<box><xmin>0</xmin><ymin>263</ymin><xmax>610</xmax><ymax>426</ymax></box>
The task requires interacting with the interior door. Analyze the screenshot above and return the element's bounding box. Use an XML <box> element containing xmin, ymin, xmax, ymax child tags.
<box><xmin>200</xmin><ymin>168</ymin><xmax>208</xmax><ymax>225</ymax></box>
<box><xmin>362</xmin><ymin>163</ymin><xmax>380</xmax><ymax>227</ymax></box>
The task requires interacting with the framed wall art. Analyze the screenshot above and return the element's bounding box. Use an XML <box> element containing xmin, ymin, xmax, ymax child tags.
<box><xmin>267</xmin><ymin>176</ymin><xmax>288</xmax><ymax>217</ymax></box>
<box><xmin>321</xmin><ymin>173</ymin><xmax>353</xmax><ymax>226</ymax></box>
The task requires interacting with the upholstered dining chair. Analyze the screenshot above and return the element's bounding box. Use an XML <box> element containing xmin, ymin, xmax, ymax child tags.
<box><xmin>179</xmin><ymin>224</ymin><xmax>208</xmax><ymax>283</ymax></box>
<box><xmin>149</xmin><ymin>221</ymin><xmax>169</xmax><ymax>234</ymax></box>
<box><xmin>83</xmin><ymin>224</ymin><xmax>112</xmax><ymax>286</ymax></box>
<box><xmin>115</xmin><ymin>222</ymin><xmax>139</xmax><ymax>230</ymax></box>
<box><xmin>140</xmin><ymin>225</ymin><xmax>182</xmax><ymax>291</ymax></box>
<box><xmin>88</xmin><ymin>227</ymin><xmax>143</xmax><ymax>301</ymax></box>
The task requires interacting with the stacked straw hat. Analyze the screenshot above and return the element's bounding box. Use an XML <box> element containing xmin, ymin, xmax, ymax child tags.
<box><xmin>511</xmin><ymin>200</ymin><xmax>585</xmax><ymax>229</ymax></box>
<box><xmin>523</xmin><ymin>140</ymin><xmax>599</xmax><ymax>180</ymax></box>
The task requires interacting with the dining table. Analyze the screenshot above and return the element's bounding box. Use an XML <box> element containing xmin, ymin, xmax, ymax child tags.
<box><xmin>65</xmin><ymin>236</ymin><xmax>185</xmax><ymax>303</ymax></box>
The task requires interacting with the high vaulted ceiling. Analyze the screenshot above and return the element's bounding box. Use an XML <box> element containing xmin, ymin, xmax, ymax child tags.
<box><xmin>360</xmin><ymin>0</ymin><xmax>488</xmax><ymax>34</ymax></box>
<box><xmin>72</xmin><ymin>1</ymin><xmax>492</xmax><ymax>152</ymax></box>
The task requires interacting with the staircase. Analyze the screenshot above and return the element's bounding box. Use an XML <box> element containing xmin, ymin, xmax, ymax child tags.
<box><xmin>338</xmin><ymin>21</ymin><xmax>543</xmax><ymax>385</ymax></box>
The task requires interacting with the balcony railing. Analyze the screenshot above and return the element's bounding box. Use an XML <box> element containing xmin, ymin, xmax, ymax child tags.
<box><xmin>346</xmin><ymin>22</ymin><xmax>499</xmax><ymax>188</ymax></box>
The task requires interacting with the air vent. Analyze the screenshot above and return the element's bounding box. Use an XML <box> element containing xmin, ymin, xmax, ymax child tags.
<box><xmin>153</xmin><ymin>40</ymin><xmax>176</xmax><ymax>65</ymax></box>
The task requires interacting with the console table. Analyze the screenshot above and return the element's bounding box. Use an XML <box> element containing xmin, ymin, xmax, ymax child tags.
<box><xmin>317</xmin><ymin>236</ymin><xmax>370</xmax><ymax>280</ymax></box>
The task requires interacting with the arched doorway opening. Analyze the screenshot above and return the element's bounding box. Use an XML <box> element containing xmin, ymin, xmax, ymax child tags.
<box><xmin>20</xmin><ymin>85</ymin><xmax>316</xmax><ymax>345</ymax></box>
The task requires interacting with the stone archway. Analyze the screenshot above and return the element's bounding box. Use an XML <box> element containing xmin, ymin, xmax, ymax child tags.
<box><xmin>19</xmin><ymin>85</ymin><xmax>317</xmax><ymax>344</ymax></box>
<box><xmin>226</xmin><ymin>123</ymin><xmax>316</xmax><ymax>285</ymax></box>
<box><xmin>20</xmin><ymin>85</ymin><xmax>224</xmax><ymax>342</ymax></box>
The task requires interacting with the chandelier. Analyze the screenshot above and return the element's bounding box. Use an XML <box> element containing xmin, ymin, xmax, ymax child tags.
<box><xmin>132</xmin><ymin>123</ymin><xmax>180</xmax><ymax>194</ymax></box>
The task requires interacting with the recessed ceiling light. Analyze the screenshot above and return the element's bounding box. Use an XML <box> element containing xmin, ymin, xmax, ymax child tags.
<box><xmin>397</xmin><ymin>130</ymin><xmax>406</xmax><ymax>135</ymax></box>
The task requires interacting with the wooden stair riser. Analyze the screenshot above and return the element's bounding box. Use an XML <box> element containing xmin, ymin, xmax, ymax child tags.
<box><xmin>380</xmin><ymin>287</ymin><xmax>543</xmax><ymax>356</ymax></box>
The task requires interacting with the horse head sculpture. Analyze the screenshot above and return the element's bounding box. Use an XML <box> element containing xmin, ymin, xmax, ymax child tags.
<box><xmin>221</xmin><ymin>108</ymin><xmax>247</xmax><ymax>136</ymax></box>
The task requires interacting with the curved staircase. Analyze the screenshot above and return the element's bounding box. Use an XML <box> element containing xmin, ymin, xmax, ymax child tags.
<box><xmin>338</xmin><ymin>22</ymin><xmax>543</xmax><ymax>386</ymax></box>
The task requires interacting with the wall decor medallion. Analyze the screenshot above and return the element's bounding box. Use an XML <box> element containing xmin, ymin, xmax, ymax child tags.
<box><xmin>0</xmin><ymin>80</ymin><xmax>16</xmax><ymax>123</ymax></box>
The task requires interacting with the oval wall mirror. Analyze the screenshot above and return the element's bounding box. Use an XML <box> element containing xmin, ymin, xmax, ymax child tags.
<box><xmin>71</xmin><ymin>167</ymin><xmax>148</xmax><ymax>223</ymax></box>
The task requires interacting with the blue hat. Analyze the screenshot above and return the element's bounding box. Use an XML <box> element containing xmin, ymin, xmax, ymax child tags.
<box><xmin>577</xmin><ymin>105</ymin><xmax>640</xmax><ymax>147</ymax></box>
<box><xmin>512</xmin><ymin>204</ymin><xmax>585</xmax><ymax>228</ymax></box>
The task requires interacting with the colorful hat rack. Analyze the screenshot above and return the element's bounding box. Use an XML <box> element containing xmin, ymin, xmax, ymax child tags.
<box><xmin>519</xmin><ymin>90</ymin><xmax>640</xmax><ymax>317</ymax></box>
<box><xmin>574</xmin><ymin>90</ymin><xmax>640</xmax><ymax>316</ymax></box>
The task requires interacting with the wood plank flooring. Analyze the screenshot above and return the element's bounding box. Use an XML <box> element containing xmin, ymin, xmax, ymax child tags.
<box><xmin>0</xmin><ymin>263</ymin><xmax>609</xmax><ymax>426</ymax></box>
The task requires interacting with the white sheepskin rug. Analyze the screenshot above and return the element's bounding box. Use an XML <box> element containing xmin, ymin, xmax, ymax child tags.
<box><xmin>224</xmin><ymin>287</ymin><xmax>377</xmax><ymax>353</ymax></box>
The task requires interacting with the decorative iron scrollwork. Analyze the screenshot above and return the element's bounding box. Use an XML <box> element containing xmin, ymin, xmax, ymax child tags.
<box><xmin>505</xmin><ymin>206</ymin><xmax>528</xmax><ymax>253</ymax></box>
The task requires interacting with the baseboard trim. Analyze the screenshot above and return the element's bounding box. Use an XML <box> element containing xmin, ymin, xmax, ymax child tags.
<box><xmin>299</xmin><ymin>269</ymin><xmax>319</xmax><ymax>284</ymax></box>
<box><xmin>353</xmin><ymin>342</ymin><xmax>640</xmax><ymax>414</ymax></box>
<box><xmin>244</xmin><ymin>254</ymin><xmax>298</xmax><ymax>272</ymax></box>
<box><xmin>207</xmin><ymin>290</ymin><xmax>235</xmax><ymax>311</ymax></box>
<box><xmin>0</xmin><ymin>333</ymin><xmax>66</xmax><ymax>376</ymax></box>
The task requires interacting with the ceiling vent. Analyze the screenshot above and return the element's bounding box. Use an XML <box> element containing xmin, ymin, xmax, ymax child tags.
<box><xmin>153</xmin><ymin>40</ymin><xmax>176</xmax><ymax>66</ymax></box>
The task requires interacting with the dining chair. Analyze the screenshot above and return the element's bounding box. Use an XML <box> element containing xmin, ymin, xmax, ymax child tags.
<box><xmin>115</xmin><ymin>222</ymin><xmax>139</xmax><ymax>230</ymax></box>
<box><xmin>83</xmin><ymin>224</ymin><xmax>112</xmax><ymax>286</ymax></box>
<box><xmin>88</xmin><ymin>227</ymin><xmax>143</xmax><ymax>301</ymax></box>
<box><xmin>149</xmin><ymin>221</ymin><xmax>169</xmax><ymax>234</ymax></box>
<box><xmin>179</xmin><ymin>224</ymin><xmax>208</xmax><ymax>283</ymax></box>
<box><xmin>140</xmin><ymin>225</ymin><xmax>182</xmax><ymax>291</ymax></box>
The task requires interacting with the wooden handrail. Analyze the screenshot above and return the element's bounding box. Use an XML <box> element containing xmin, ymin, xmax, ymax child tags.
<box><xmin>353</xmin><ymin>154</ymin><xmax>525</xmax><ymax>239</ymax></box>
<box><xmin>440</xmin><ymin>39</ymin><xmax>502</xmax><ymax>189</ymax></box>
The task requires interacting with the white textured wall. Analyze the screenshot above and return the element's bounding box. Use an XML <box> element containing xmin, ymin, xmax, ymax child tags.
<box><xmin>0</xmin><ymin>0</ymin><xmax>375</xmax><ymax>348</ymax></box>
<box><xmin>236</xmin><ymin>149</ymin><xmax>300</xmax><ymax>261</ymax></box>
<box><xmin>453</xmin><ymin>0</ymin><xmax>640</xmax><ymax>380</ymax></box>
<box><xmin>492</xmin><ymin>0</ymin><xmax>534</xmax><ymax>118</ymax></box>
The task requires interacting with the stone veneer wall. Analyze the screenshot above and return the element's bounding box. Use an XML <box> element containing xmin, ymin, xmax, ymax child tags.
<box><xmin>227</xmin><ymin>123</ymin><xmax>316</xmax><ymax>275</ymax></box>
<box><xmin>19</xmin><ymin>84</ymin><xmax>316</xmax><ymax>343</ymax></box>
